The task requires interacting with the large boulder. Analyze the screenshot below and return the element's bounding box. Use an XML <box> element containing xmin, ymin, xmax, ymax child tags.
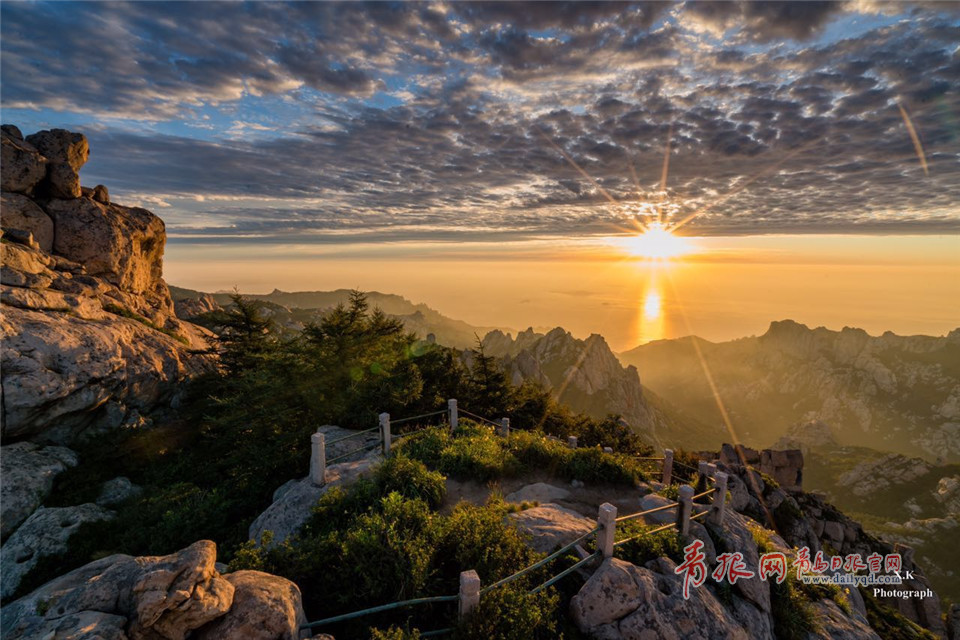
<box><xmin>25</xmin><ymin>128</ymin><xmax>89</xmax><ymax>199</ymax></box>
<box><xmin>1</xmin><ymin>192</ymin><xmax>54</xmax><ymax>252</ymax></box>
<box><xmin>507</xmin><ymin>503</ymin><xmax>595</xmax><ymax>554</ymax></box>
<box><xmin>0</xmin><ymin>504</ymin><xmax>115</xmax><ymax>600</ymax></box>
<box><xmin>0</xmin><ymin>442</ymin><xmax>78</xmax><ymax>538</ymax></box>
<box><xmin>2</xmin><ymin>541</ymin><xmax>234</xmax><ymax>640</ymax></box>
<box><xmin>1</xmin><ymin>128</ymin><xmax>46</xmax><ymax>194</ymax></box>
<box><xmin>1</xmin><ymin>304</ymin><xmax>206</xmax><ymax>443</ymax></box>
<box><xmin>7</xmin><ymin>610</ymin><xmax>130</xmax><ymax>640</ymax></box>
<box><xmin>194</xmin><ymin>571</ymin><xmax>305</xmax><ymax>640</ymax></box>
<box><xmin>570</xmin><ymin>556</ymin><xmax>750</xmax><ymax>639</ymax></box>
<box><xmin>249</xmin><ymin>457</ymin><xmax>377</xmax><ymax>547</ymax></box>
<box><xmin>44</xmin><ymin>198</ymin><xmax>166</xmax><ymax>295</ymax></box>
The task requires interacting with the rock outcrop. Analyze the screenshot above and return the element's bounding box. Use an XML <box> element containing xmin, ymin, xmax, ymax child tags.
<box><xmin>507</xmin><ymin>503</ymin><xmax>596</xmax><ymax>554</ymax></box>
<box><xmin>571</xmin><ymin>557</ymin><xmax>751</xmax><ymax>639</ymax></box>
<box><xmin>0</xmin><ymin>442</ymin><xmax>78</xmax><ymax>538</ymax></box>
<box><xmin>194</xmin><ymin>571</ymin><xmax>306</xmax><ymax>640</ymax></box>
<box><xmin>480</xmin><ymin>327</ymin><xmax>670</xmax><ymax>436</ymax></box>
<box><xmin>249</xmin><ymin>436</ymin><xmax>379</xmax><ymax>548</ymax></box>
<box><xmin>1</xmin><ymin>504</ymin><xmax>115</xmax><ymax>600</ymax></box>
<box><xmin>1</xmin><ymin>124</ymin><xmax>211</xmax><ymax>444</ymax></box>
<box><xmin>2</xmin><ymin>540</ymin><xmax>305</xmax><ymax>640</ymax></box>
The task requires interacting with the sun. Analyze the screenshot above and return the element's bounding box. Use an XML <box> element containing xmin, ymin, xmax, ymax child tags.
<box><xmin>629</xmin><ymin>222</ymin><xmax>691</xmax><ymax>259</ymax></box>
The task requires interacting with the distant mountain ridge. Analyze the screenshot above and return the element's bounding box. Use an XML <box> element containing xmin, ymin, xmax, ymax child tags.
<box><xmin>619</xmin><ymin>320</ymin><xmax>960</xmax><ymax>461</ymax></box>
<box><xmin>169</xmin><ymin>285</ymin><xmax>506</xmax><ymax>349</ymax></box>
<box><xmin>480</xmin><ymin>327</ymin><xmax>715</xmax><ymax>445</ymax></box>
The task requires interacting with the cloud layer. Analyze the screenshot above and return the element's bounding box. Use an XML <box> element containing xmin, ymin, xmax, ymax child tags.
<box><xmin>2</xmin><ymin>1</ymin><xmax>958</xmax><ymax>242</ymax></box>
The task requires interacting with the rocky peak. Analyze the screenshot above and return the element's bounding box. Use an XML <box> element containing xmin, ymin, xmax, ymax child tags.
<box><xmin>479</xmin><ymin>325</ymin><xmax>664</xmax><ymax>434</ymax></box>
<box><xmin>1</xmin><ymin>124</ymin><xmax>211</xmax><ymax>444</ymax></box>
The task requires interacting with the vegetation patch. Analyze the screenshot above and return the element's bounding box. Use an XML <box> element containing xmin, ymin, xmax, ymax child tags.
<box><xmin>398</xmin><ymin>424</ymin><xmax>648</xmax><ymax>486</ymax></box>
<box><xmin>103</xmin><ymin>302</ymin><xmax>189</xmax><ymax>344</ymax></box>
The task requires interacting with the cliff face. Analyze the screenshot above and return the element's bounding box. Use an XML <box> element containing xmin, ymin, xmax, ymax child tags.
<box><xmin>621</xmin><ymin>320</ymin><xmax>960</xmax><ymax>461</ymax></box>
<box><xmin>481</xmin><ymin>327</ymin><xmax>670</xmax><ymax>436</ymax></box>
<box><xmin>1</xmin><ymin>124</ymin><xmax>210</xmax><ymax>445</ymax></box>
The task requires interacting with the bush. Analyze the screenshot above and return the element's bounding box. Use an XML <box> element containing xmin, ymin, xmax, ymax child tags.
<box><xmin>614</xmin><ymin>522</ymin><xmax>685</xmax><ymax>566</ymax></box>
<box><xmin>769</xmin><ymin>575</ymin><xmax>819</xmax><ymax>640</ymax></box>
<box><xmin>231</xmin><ymin>471</ymin><xmax>559</xmax><ymax>636</ymax></box>
<box><xmin>457</xmin><ymin>585</ymin><xmax>560</xmax><ymax>640</ymax></box>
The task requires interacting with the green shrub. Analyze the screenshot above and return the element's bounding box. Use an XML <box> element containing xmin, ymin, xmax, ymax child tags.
<box><xmin>457</xmin><ymin>584</ymin><xmax>560</xmax><ymax>640</ymax></box>
<box><xmin>770</xmin><ymin>575</ymin><xmax>819</xmax><ymax>640</ymax></box>
<box><xmin>614</xmin><ymin>521</ymin><xmax>685</xmax><ymax>566</ymax></box>
<box><xmin>861</xmin><ymin>588</ymin><xmax>939</xmax><ymax>639</ymax></box>
<box><xmin>376</xmin><ymin>454</ymin><xmax>447</xmax><ymax>510</ymax></box>
<box><xmin>370</xmin><ymin>627</ymin><xmax>422</xmax><ymax>640</ymax></box>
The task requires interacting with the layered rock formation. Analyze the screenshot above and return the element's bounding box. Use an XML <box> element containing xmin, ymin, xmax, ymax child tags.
<box><xmin>1</xmin><ymin>540</ymin><xmax>305</xmax><ymax>640</ymax></box>
<box><xmin>480</xmin><ymin>327</ymin><xmax>670</xmax><ymax>436</ymax></box>
<box><xmin>1</xmin><ymin>124</ymin><xmax>210</xmax><ymax>445</ymax></box>
<box><xmin>1</xmin><ymin>125</ymin><xmax>213</xmax><ymax>598</ymax></box>
<box><xmin>561</xmin><ymin>445</ymin><xmax>947</xmax><ymax>639</ymax></box>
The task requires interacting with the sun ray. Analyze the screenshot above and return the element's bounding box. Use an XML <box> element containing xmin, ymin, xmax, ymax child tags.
<box><xmin>661</xmin><ymin>270</ymin><xmax>780</xmax><ymax>532</ymax></box>
<box><xmin>536</xmin><ymin>127</ymin><xmax>644</xmax><ymax>230</ymax></box>
<box><xmin>657</xmin><ymin>123</ymin><xmax>673</xmax><ymax>225</ymax></box>
<box><xmin>667</xmin><ymin>136</ymin><xmax>825</xmax><ymax>233</ymax></box>
<box><xmin>898</xmin><ymin>101</ymin><xmax>929</xmax><ymax>176</ymax></box>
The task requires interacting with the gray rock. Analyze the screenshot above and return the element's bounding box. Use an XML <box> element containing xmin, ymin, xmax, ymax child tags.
<box><xmin>709</xmin><ymin>511</ymin><xmax>771</xmax><ymax>614</ymax></box>
<box><xmin>2</xmin><ymin>302</ymin><xmax>209</xmax><ymax>443</ymax></box>
<box><xmin>96</xmin><ymin>477</ymin><xmax>143</xmax><ymax>507</ymax></box>
<box><xmin>2</xmin><ymin>124</ymin><xmax>23</xmax><ymax>140</ymax></box>
<box><xmin>804</xmin><ymin>599</ymin><xmax>881</xmax><ymax>639</ymax></box>
<box><xmin>947</xmin><ymin>603</ymin><xmax>959</xmax><ymax>640</ymax></box>
<box><xmin>0</xmin><ymin>442</ymin><xmax>78</xmax><ymax>538</ymax></box>
<box><xmin>504</xmin><ymin>482</ymin><xmax>570</xmax><ymax>505</ymax></box>
<box><xmin>81</xmin><ymin>184</ymin><xmax>110</xmax><ymax>204</ymax></box>
<box><xmin>2</xmin><ymin>540</ymin><xmax>234</xmax><ymax>640</ymax></box>
<box><xmin>1</xmin><ymin>129</ymin><xmax>46</xmax><ymax>194</ymax></box>
<box><xmin>44</xmin><ymin>198</ymin><xmax>166</xmax><ymax>294</ymax></box>
<box><xmin>8</xmin><ymin>610</ymin><xmax>130</xmax><ymax>640</ymax></box>
<box><xmin>249</xmin><ymin>458</ymin><xmax>377</xmax><ymax>547</ymax></box>
<box><xmin>1</xmin><ymin>192</ymin><xmax>54</xmax><ymax>252</ymax></box>
<box><xmin>194</xmin><ymin>570</ymin><xmax>306</xmax><ymax>640</ymax></box>
<box><xmin>25</xmin><ymin>129</ymin><xmax>89</xmax><ymax>199</ymax></box>
<box><xmin>570</xmin><ymin>556</ymin><xmax>749</xmax><ymax>639</ymax></box>
<box><xmin>1</xmin><ymin>504</ymin><xmax>115</xmax><ymax>600</ymax></box>
<box><xmin>507</xmin><ymin>503</ymin><xmax>595</xmax><ymax>554</ymax></box>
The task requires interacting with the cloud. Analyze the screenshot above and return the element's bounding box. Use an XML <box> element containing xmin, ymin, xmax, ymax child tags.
<box><xmin>2</xmin><ymin>1</ymin><xmax>958</xmax><ymax>243</ymax></box>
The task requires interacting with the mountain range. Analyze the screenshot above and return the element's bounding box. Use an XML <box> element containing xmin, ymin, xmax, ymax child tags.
<box><xmin>620</xmin><ymin>320</ymin><xmax>960</xmax><ymax>463</ymax></box>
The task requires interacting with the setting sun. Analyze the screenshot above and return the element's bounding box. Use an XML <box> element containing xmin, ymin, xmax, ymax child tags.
<box><xmin>629</xmin><ymin>222</ymin><xmax>692</xmax><ymax>259</ymax></box>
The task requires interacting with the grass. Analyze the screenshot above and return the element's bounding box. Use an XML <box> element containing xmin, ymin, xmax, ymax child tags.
<box><xmin>397</xmin><ymin>423</ymin><xmax>647</xmax><ymax>486</ymax></box>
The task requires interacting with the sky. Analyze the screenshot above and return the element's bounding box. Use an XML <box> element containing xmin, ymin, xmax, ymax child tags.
<box><xmin>2</xmin><ymin>1</ymin><xmax>958</xmax><ymax>348</ymax></box>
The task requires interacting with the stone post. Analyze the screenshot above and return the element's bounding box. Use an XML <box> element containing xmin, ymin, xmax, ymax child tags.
<box><xmin>567</xmin><ymin>436</ymin><xmax>578</xmax><ymax>449</ymax></box>
<box><xmin>310</xmin><ymin>432</ymin><xmax>326</xmax><ymax>486</ymax></box>
<box><xmin>448</xmin><ymin>398</ymin><xmax>458</xmax><ymax>431</ymax></box>
<box><xmin>710</xmin><ymin>471</ymin><xmax>728</xmax><ymax>526</ymax></box>
<box><xmin>662</xmin><ymin>449</ymin><xmax>674</xmax><ymax>486</ymax></box>
<box><xmin>500</xmin><ymin>417</ymin><xmax>510</xmax><ymax>438</ymax></box>
<box><xmin>458</xmin><ymin>570</ymin><xmax>480</xmax><ymax>619</ymax></box>
<box><xmin>597</xmin><ymin>503</ymin><xmax>617</xmax><ymax>559</ymax></box>
<box><xmin>380</xmin><ymin>412</ymin><xmax>391</xmax><ymax>455</ymax></box>
<box><xmin>677</xmin><ymin>485</ymin><xmax>694</xmax><ymax>536</ymax></box>
<box><xmin>696</xmin><ymin>461</ymin><xmax>709</xmax><ymax>497</ymax></box>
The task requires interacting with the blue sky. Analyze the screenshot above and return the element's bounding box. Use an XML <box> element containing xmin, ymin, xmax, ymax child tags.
<box><xmin>2</xmin><ymin>1</ymin><xmax>958</xmax><ymax>244</ymax></box>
